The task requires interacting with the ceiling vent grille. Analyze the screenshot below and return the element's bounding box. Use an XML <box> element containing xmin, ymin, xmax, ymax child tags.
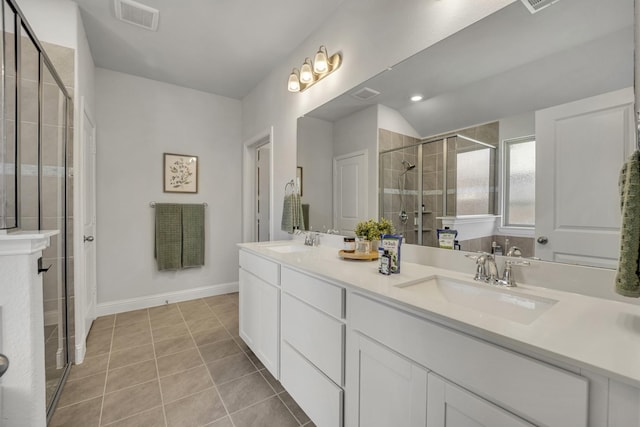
<box><xmin>520</xmin><ymin>0</ymin><xmax>560</xmax><ymax>14</ymax></box>
<box><xmin>351</xmin><ymin>87</ymin><xmax>380</xmax><ymax>101</ymax></box>
<box><xmin>114</xmin><ymin>0</ymin><xmax>159</xmax><ymax>31</ymax></box>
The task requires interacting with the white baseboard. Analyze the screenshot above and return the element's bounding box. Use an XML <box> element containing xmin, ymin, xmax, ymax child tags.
<box><xmin>75</xmin><ymin>341</ymin><xmax>86</xmax><ymax>364</ymax></box>
<box><xmin>95</xmin><ymin>282</ymin><xmax>239</xmax><ymax>317</ymax></box>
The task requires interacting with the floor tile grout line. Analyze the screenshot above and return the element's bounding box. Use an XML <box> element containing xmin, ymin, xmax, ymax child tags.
<box><xmin>275</xmin><ymin>391</ymin><xmax>307</xmax><ymax>427</ymax></box>
<box><xmin>96</xmin><ymin>320</ymin><xmax>116</xmax><ymax>427</ymax></box>
<box><xmin>147</xmin><ymin>308</ymin><xmax>169</xmax><ymax>427</ymax></box>
<box><xmin>177</xmin><ymin>298</ymin><xmax>239</xmax><ymax>427</ymax></box>
<box><xmin>99</xmin><ymin>405</ymin><xmax>164</xmax><ymax>427</ymax></box>
<box><xmin>185</xmin><ymin>297</ymin><xmax>239</xmax><ymax>427</ymax></box>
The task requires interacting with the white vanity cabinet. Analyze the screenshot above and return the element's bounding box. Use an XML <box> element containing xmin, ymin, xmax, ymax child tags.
<box><xmin>350</xmin><ymin>332</ymin><xmax>428</xmax><ymax>427</ymax></box>
<box><xmin>427</xmin><ymin>374</ymin><xmax>534</xmax><ymax>427</ymax></box>
<box><xmin>280</xmin><ymin>266</ymin><xmax>346</xmax><ymax>427</ymax></box>
<box><xmin>238</xmin><ymin>250</ymin><xmax>281</xmax><ymax>378</ymax></box>
<box><xmin>346</xmin><ymin>292</ymin><xmax>589</xmax><ymax>427</ymax></box>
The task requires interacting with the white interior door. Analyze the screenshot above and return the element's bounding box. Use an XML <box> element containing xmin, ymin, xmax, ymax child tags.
<box><xmin>334</xmin><ymin>151</ymin><xmax>368</xmax><ymax>235</ymax></box>
<box><xmin>81</xmin><ymin>101</ymin><xmax>97</xmax><ymax>340</ymax></box>
<box><xmin>256</xmin><ymin>143</ymin><xmax>271</xmax><ymax>242</ymax></box>
<box><xmin>535</xmin><ymin>87</ymin><xmax>635</xmax><ymax>268</ymax></box>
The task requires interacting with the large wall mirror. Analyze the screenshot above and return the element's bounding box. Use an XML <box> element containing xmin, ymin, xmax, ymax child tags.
<box><xmin>297</xmin><ymin>0</ymin><xmax>635</xmax><ymax>269</ymax></box>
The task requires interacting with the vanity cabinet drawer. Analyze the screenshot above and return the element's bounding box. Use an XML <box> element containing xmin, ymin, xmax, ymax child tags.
<box><xmin>281</xmin><ymin>267</ymin><xmax>344</xmax><ymax>319</ymax></box>
<box><xmin>239</xmin><ymin>250</ymin><xmax>280</xmax><ymax>286</ymax></box>
<box><xmin>350</xmin><ymin>293</ymin><xmax>588</xmax><ymax>427</ymax></box>
<box><xmin>281</xmin><ymin>341</ymin><xmax>343</xmax><ymax>427</ymax></box>
<box><xmin>281</xmin><ymin>293</ymin><xmax>345</xmax><ymax>385</ymax></box>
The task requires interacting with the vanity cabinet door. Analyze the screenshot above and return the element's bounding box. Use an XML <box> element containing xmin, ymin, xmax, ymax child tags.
<box><xmin>351</xmin><ymin>332</ymin><xmax>428</xmax><ymax>427</ymax></box>
<box><xmin>427</xmin><ymin>373</ymin><xmax>534</xmax><ymax>427</ymax></box>
<box><xmin>238</xmin><ymin>267</ymin><xmax>280</xmax><ymax>378</ymax></box>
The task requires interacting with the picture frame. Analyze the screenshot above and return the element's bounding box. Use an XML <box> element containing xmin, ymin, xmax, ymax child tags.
<box><xmin>164</xmin><ymin>153</ymin><xmax>198</xmax><ymax>193</ymax></box>
<box><xmin>296</xmin><ymin>166</ymin><xmax>303</xmax><ymax>197</ymax></box>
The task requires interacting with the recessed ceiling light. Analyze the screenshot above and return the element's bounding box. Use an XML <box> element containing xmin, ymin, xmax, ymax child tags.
<box><xmin>410</xmin><ymin>95</ymin><xmax>424</xmax><ymax>102</ymax></box>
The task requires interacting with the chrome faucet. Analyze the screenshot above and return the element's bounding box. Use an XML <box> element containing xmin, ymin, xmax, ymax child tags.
<box><xmin>304</xmin><ymin>232</ymin><xmax>320</xmax><ymax>246</ymax></box>
<box><xmin>465</xmin><ymin>252</ymin><xmax>529</xmax><ymax>287</ymax></box>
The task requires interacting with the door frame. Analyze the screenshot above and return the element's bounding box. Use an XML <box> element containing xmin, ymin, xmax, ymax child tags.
<box><xmin>333</xmin><ymin>149</ymin><xmax>368</xmax><ymax>231</ymax></box>
<box><xmin>242</xmin><ymin>127</ymin><xmax>274</xmax><ymax>243</ymax></box>
<box><xmin>74</xmin><ymin>96</ymin><xmax>97</xmax><ymax>363</ymax></box>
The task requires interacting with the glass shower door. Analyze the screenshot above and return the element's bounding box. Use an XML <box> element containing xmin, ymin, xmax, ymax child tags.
<box><xmin>41</xmin><ymin>61</ymin><xmax>69</xmax><ymax>411</ymax></box>
<box><xmin>379</xmin><ymin>145</ymin><xmax>419</xmax><ymax>244</ymax></box>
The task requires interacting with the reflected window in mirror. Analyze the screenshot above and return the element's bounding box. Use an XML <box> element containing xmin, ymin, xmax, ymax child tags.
<box><xmin>503</xmin><ymin>136</ymin><xmax>536</xmax><ymax>228</ymax></box>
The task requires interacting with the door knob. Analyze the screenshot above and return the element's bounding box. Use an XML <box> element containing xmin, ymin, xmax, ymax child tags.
<box><xmin>0</xmin><ymin>353</ymin><xmax>9</xmax><ymax>378</ymax></box>
<box><xmin>84</xmin><ymin>235</ymin><xmax>94</xmax><ymax>242</ymax></box>
<box><xmin>537</xmin><ymin>236</ymin><xmax>549</xmax><ymax>245</ymax></box>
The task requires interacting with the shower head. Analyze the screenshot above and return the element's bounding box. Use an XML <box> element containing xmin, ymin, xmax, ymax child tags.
<box><xmin>401</xmin><ymin>160</ymin><xmax>416</xmax><ymax>171</ymax></box>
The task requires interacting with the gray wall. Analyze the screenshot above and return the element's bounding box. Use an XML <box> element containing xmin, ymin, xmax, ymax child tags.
<box><xmin>95</xmin><ymin>68</ymin><xmax>242</xmax><ymax>307</ymax></box>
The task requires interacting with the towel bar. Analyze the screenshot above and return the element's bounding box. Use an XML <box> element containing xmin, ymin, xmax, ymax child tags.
<box><xmin>150</xmin><ymin>202</ymin><xmax>208</xmax><ymax>208</ymax></box>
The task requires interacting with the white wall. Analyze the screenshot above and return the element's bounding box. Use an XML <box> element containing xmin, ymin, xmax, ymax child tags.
<box><xmin>16</xmin><ymin>0</ymin><xmax>77</xmax><ymax>49</ymax></box>
<box><xmin>95</xmin><ymin>69</ymin><xmax>242</xmax><ymax>309</ymax></box>
<box><xmin>500</xmin><ymin>112</ymin><xmax>535</xmax><ymax>141</ymax></box>
<box><xmin>297</xmin><ymin>117</ymin><xmax>334</xmax><ymax>230</ymax></box>
<box><xmin>242</xmin><ymin>0</ymin><xmax>515</xmax><ymax>240</ymax></box>
<box><xmin>378</xmin><ymin>104</ymin><xmax>421</xmax><ymax>138</ymax></box>
<box><xmin>333</xmin><ymin>105</ymin><xmax>378</xmax><ymax>219</ymax></box>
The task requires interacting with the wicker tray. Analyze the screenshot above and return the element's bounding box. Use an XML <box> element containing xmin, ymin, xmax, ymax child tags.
<box><xmin>338</xmin><ymin>250</ymin><xmax>379</xmax><ymax>261</ymax></box>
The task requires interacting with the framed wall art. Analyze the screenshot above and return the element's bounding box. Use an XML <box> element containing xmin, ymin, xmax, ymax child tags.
<box><xmin>164</xmin><ymin>153</ymin><xmax>198</xmax><ymax>193</ymax></box>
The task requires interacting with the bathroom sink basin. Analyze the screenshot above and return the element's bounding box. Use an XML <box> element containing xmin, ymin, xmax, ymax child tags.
<box><xmin>265</xmin><ymin>244</ymin><xmax>314</xmax><ymax>254</ymax></box>
<box><xmin>396</xmin><ymin>276</ymin><xmax>557</xmax><ymax>325</ymax></box>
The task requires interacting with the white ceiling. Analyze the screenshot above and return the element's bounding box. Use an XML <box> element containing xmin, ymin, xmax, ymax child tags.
<box><xmin>74</xmin><ymin>0</ymin><xmax>346</xmax><ymax>99</ymax></box>
<box><xmin>305</xmin><ymin>0</ymin><xmax>633</xmax><ymax>137</ymax></box>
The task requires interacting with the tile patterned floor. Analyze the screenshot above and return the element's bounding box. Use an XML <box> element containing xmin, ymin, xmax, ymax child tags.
<box><xmin>50</xmin><ymin>293</ymin><xmax>315</xmax><ymax>427</ymax></box>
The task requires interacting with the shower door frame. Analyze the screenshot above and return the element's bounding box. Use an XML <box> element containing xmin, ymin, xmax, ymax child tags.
<box><xmin>2</xmin><ymin>0</ymin><xmax>74</xmax><ymax>421</ymax></box>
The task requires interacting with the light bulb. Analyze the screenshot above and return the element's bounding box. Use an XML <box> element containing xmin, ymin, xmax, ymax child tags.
<box><xmin>288</xmin><ymin>70</ymin><xmax>300</xmax><ymax>92</ymax></box>
<box><xmin>313</xmin><ymin>47</ymin><xmax>328</xmax><ymax>73</ymax></box>
<box><xmin>300</xmin><ymin>59</ymin><xmax>313</xmax><ymax>84</ymax></box>
<box><xmin>410</xmin><ymin>94</ymin><xmax>424</xmax><ymax>102</ymax></box>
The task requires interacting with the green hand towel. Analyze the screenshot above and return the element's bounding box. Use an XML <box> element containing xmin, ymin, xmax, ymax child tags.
<box><xmin>281</xmin><ymin>194</ymin><xmax>294</xmax><ymax>233</ymax></box>
<box><xmin>155</xmin><ymin>203</ymin><xmax>182</xmax><ymax>271</ymax></box>
<box><xmin>615</xmin><ymin>150</ymin><xmax>640</xmax><ymax>297</ymax></box>
<box><xmin>182</xmin><ymin>204</ymin><xmax>205</xmax><ymax>268</ymax></box>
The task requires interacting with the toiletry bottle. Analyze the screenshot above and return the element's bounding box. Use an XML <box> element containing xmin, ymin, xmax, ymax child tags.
<box><xmin>380</xmin><ymin>250</ymin><xmax>391</xmax><ymax>275</ymax></box>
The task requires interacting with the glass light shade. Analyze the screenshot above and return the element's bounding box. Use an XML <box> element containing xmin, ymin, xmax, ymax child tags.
<box><xmin>313</xmin><ymin>48</ymin><xmax>329</xmax><ymax>73</ymax></box>
<box><xmin>288</xmin><ymin>70</ymin><xmax>300</xmax><ymax>92</ymax></box>
<box><xmin>300</xmin><ymin>60</ymin><xmax>313</xmax><ymax>84</ymax></box>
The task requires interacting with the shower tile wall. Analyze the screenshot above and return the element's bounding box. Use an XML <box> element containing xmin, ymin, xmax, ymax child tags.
<box><xmin>379</xmin><ymin>129</ymin><xmax>420</xmax><ymax>245</ymax></box>
<box><xmin>422</xmin><ymin>139</ymin><xmax>444</xmax><ymax>247</ymax></box>
<box><xmin>458</xmin><ymin>235</ymin><xmax>535</xmax><ymax>257</ymax></box>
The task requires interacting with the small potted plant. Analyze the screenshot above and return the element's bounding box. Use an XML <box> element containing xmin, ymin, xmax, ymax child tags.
<box><xmin>354</xmin><ymin>218</ymin><xmax>394</xmax><ymax>252</ymax></box>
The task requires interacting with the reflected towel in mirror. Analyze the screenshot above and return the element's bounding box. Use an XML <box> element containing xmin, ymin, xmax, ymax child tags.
<box><xmin>615</xmin><ymin>150</ymin><xmax>640</xmax><ymax>297</ymax></box>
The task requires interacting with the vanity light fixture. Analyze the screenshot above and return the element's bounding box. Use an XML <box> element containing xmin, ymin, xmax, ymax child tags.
<box><xmin>410</xmin><ymin>94</ymin><xmax>424</xmax><ymax>102</ymax></box>
<box><xmin>287</xmin><ymin>45</ymin><xmax>342</xmax><ymax>92</ymax></box>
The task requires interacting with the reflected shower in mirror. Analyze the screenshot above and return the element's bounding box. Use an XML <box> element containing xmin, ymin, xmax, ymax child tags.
<box><xmin>296</xmin><ymin>0</ymin><xmax>634</xmax><ymax>268</ymax></box>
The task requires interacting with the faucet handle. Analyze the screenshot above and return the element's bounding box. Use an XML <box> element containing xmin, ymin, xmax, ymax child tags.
<box><xmin>502</xmin><ymin>259</ymin><xmax>530</xmax><ymax>287</ymax></box>
<box><xmin>465</xmin><ymin>253</ymin><xmax>487</xmax><ymax>281</ymax></box>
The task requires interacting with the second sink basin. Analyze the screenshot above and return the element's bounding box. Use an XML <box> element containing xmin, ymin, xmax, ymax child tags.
<box><xmin>396</xmin><ymin>275</ymin><xmax>557</xmax><ymax>325</ymax></box>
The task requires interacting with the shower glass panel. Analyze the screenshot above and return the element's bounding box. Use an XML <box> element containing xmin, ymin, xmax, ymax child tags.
<box><xmin>380</xmin><ymin>145</ymin><xmax>419</xmax><ymax>244</ymax></box>
<box><xmin>20</xmin><ymin>25</ymin><xmax>39</xmax><ymax>230</ymax></box>
<box><xmin>1</xmin><ymin>2</ymin><xmax>16</xmax><ymax>229</ymax></box>
<box><xmin>2</xmin><ymin>0</ymin><xmax>73</xmax><ymax>417</ymax></box>
<box><xmin>41</xmin><ymin>62</ymin><xmax>68</xmax><ymax>411</ymax></box>
<box><xmin>421</xmin><ymin>139</ymin><xmax>445</xmax><ymax>247</ymax></box>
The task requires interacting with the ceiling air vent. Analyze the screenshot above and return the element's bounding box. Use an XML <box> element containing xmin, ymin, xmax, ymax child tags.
<box><xmin>114</xmin><ymin>0</ymin><xmax>159</xmax><ymax>31</ymax></box>
<box><xmin>520</xmin><ymin>0</ymin><xmax>560</xmax><ymax>14</ymax></box>
<box><xmin>351</xmin><ymin>87</ymin><xmax>380</xmax><ymax>101</ymax></box>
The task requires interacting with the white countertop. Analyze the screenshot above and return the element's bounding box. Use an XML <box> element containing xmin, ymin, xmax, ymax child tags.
<box><xmin>239</xmin><ymin>240</ymin><xmax>640</xmax><ymax>388</ymax></box>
